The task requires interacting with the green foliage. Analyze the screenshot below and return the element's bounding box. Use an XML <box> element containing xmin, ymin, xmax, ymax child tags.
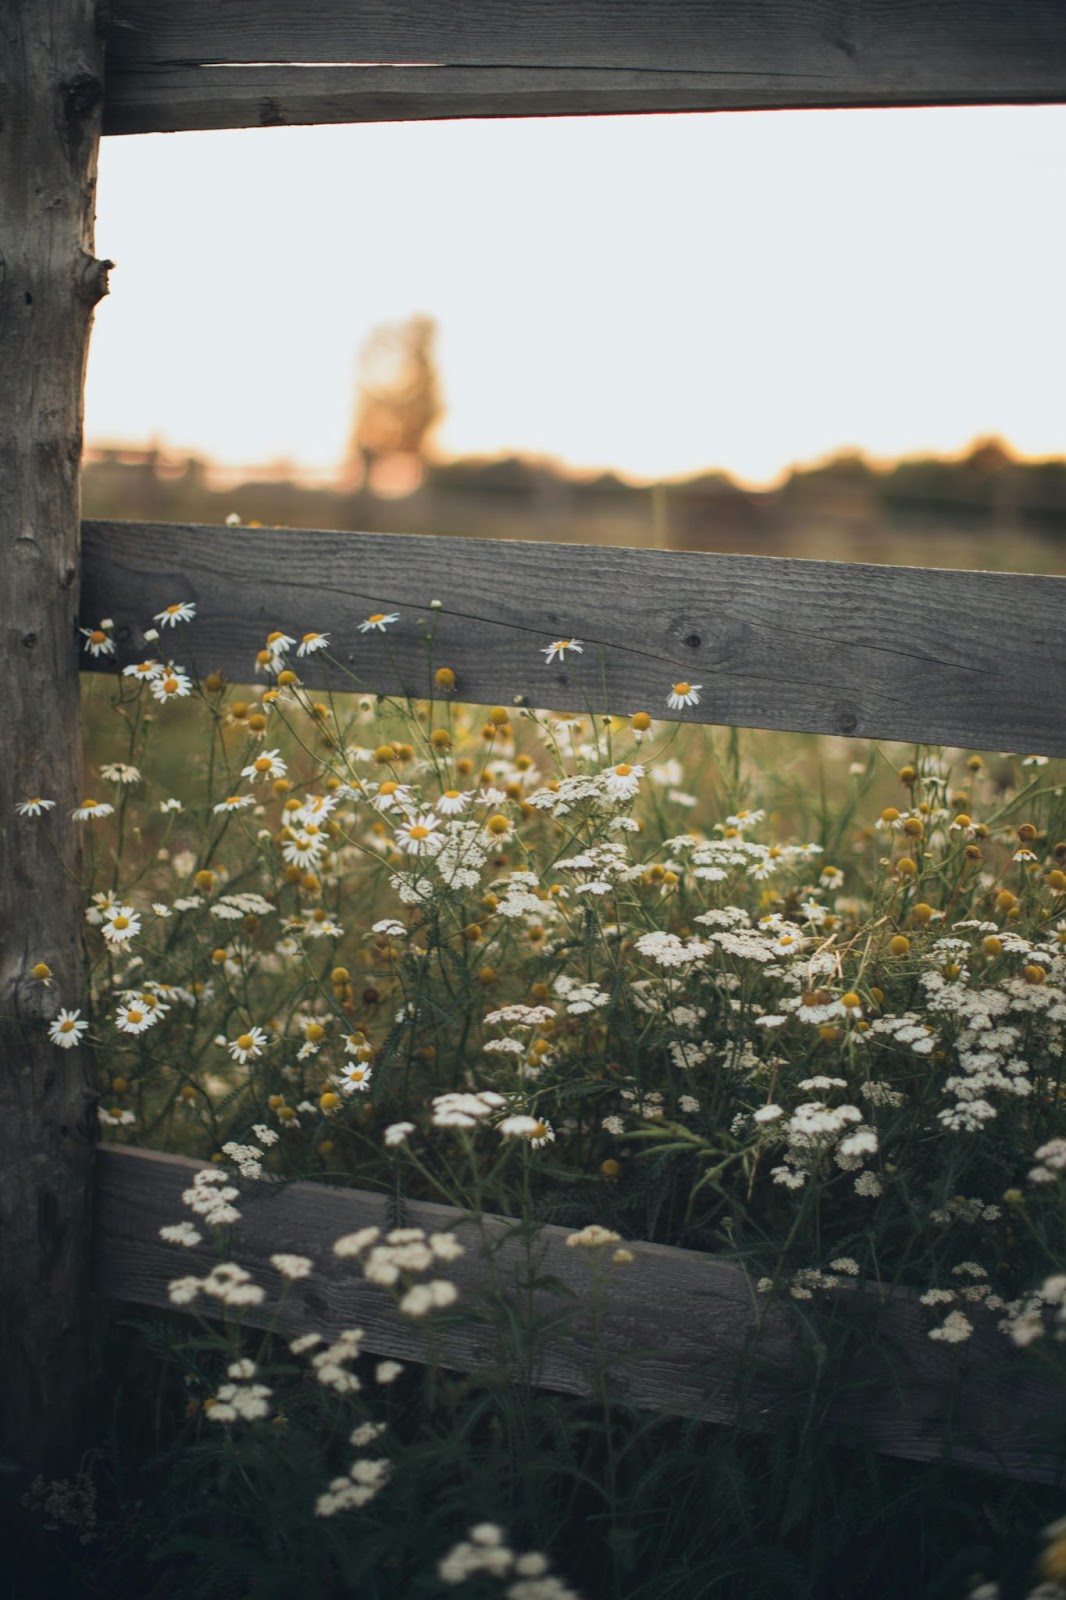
<box><xmin>12</xmin><ymin>604</ymin><xmax>1066</xmax><ymax>1598</ymax></box>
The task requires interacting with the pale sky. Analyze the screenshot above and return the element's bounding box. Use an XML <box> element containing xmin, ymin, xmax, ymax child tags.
<box><xmin>86</xmin><ymin>104</ymin><xmax>1066</xmax><ymax>487</ymax></box>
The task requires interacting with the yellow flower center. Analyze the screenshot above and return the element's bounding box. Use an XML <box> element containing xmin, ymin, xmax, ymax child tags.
<box><xmin>255</xmin><ymin>757</ymin><xmax>272</xmax><ymax>772</ymax></box>
<box><xmin>165</xmin><ymin>605</ymin><xmax>182</xmax><ymax>615</ymax></box>
<box><xmin>614</xmin><ymin>764</ymin><xmax>631</xmax><ymax>777</ymax></box>
<box><xmin>59</xmin><ymin>1019</ymin><xmax>75</xmax><ymax>1033</ymax></box>
<box><xmin>486</xmin><ymin>815</ymin><xmax>510</xmax><ymax>835</ymax></box>
<box><xmin>302</xmin><ymin>632</ymin><xmax>319</xmax><ymax>644</ymax></box>
<box><xmin>673</xmin><ymin>682</ymin><xmax>691</xmax><ymax>696</ymax></box>
<box><xmin>162</xmin><ymin>678</ymin><xmax>178</xmax><ymax>694</ymax></box>
<box><xmin>113</xmin><ymin>915</ymin><xmax>130</xmax><ymax>930</ymax></box>
<box><xmin>236</xmin><ymin>1033</ymin><xmax>254</xmax><ymax>1051</ymax></box>
<box><xmin>127</xmin><ymin>1009</ymin><xmax>143</xmax><ymax>1025</ymax></box>
<box><xmin>444</xmin><ymin>789</ymin><xmax>460</xmax><ymax>800</ymax></box>
<box><xmin>90</xmin><ymin>630</ymin><xmax>106</xmax><ymax>645</ymax></box>
<box><xmin>266</xmin><ymin>631</ymin><xmax>285</xmax><ymax>645</ymax></box>
<box><xmin>408</xmin><ymin>825</ymin><xmax>430</xmax><ymax>841</ymax></box>
<box><xmin>81</xmin><ymin>800</ymin><xmax>97</xmax><ymax>810</ymax></box>
<box><xmin>368</xmin><ymin>613</ymin><xmax>385</xmax><ymax>624</ymax></box>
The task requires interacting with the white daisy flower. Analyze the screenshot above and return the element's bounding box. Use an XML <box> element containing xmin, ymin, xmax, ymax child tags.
<box><xmin>281</xmin><ymin>830</ymin><xmax>327</xmax><ymax>869</ymax></box>
<box><xmin>122</xmin><ymin>659</ymin><xmax>163</xmax><ymax>680</ymax></box>
<box><xmin>395</xmin><ymin>813</ymin><xmax>444</xmax><ymax>856</ymax></box>
<box><xmin>48</xmin><ymin>1008</ymin><xmax>89</xmax><ymax>1048</ymax></box>
<box><xmin>295</xmin><ymin>793</ymin><xmax>337</xmax><ymax>823</ymax></box>
<box><xmin>16</xmin><ymin>798</ymin><xmax>56</xmax><ymax>817</ymax></box>
<box><xmin>338</xmin><ymin>1062</ymin><xmax>372</xmax><ymax>1093</ymax></box>
<box><xmin>154</xmin><ymin>602</ymin><xmax>196</xmax><ymax>627</ymax></box>
<box><xmin>666</xmin><ymin>681</ymin><xmax>701</xmax><ymax>710</ymax></box>
<box><xmin>71</xmin><ymin>799</ymin><xmax>115</xmax><ymax>822</ymax></box>
<box><xmin>150</xmin><ymin>666</ymin><xmax>193</xmax><ymax>703</ymax></box>
<box><xmin>114</xmin><ymin>1001</ymin><xmax>155</xmax><ymax>1034</ymax></box>
<box><xmin>80</xmin><ymin>625</ymin><xmax>115</xmax><ymax>657</ymax></box>
<box><xmin>99</xmin><ymin>763</ymin><xmax>142</xmax><ymax>785</ymax></box>
<box><xmin>102</xmin><ymin>907</ymin><xmax>142</xmax><ymax>945</ymax></box>
<box><xmin>227</xmin><ymin>1027</ymin><xmax>268</xmax><ymax>1064</ymax></box>
<box><xmin>297</xmin><ymin>631</ymin><xmax>330</xmax><ymax>656</ymax></box>
<box><xmin>603</xmin><ymin>762</ymin><xmax>643</xmax><ymax>801</ymax></box>
<box><xmin>213</xmin><ymin>794</ymin><xmax>254</xmax><ymax>814</ymax></box>
<box><xmin>264</xmin><ymin>631</ymin><xmax>296</xmax><ymax>660</ymax></box>
<box><xmin>541</xmin><ymin>638</ymin><xmax>583</xmax><ymax>665</ymax></box>
<box><xmin>241</xmin><ymin>749</ymin><xmax>287</xmax><ymax>783</ymax></box>
<box><xmin>99</xmin><ymin>1106</ymin><xmax>136</xmax><ymax>1127</ymax></box>
<box><xmin>437</xmin><ymin>789</ymin><xmax>472</xmax><ymax>815</ymax></box>
<box><xmin>358</xmin><ymin>611</ymin><xmax>400</xmax><ymax>633</ymax></box>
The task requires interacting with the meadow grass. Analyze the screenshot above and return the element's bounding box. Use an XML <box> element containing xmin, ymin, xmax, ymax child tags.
<box><xmin>9</xmin><ymin>605</ymin><xmax>1065</xmax><ymax>1599</ymax></box>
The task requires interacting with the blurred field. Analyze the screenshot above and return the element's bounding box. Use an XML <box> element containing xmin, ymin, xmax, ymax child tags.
<box><xmin>82</xmin><ymin>437</ymin><xmax>1066</xmax><ymax>575</ymax></box>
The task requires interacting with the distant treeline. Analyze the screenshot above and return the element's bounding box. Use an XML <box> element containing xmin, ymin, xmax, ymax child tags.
<box><xmin>81</xmin><ymin>437</ymin><xmax>1066</xmax><ymax>574</ymax></box>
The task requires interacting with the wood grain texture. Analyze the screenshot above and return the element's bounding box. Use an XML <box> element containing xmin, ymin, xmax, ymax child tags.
<box><xmin>100</xmin><ymin>63</ymin><xmax>886</xmax><ymax>136</ymax></box>
<box><xmin>100</xmin><ymin>0</ymin><xmax>1066</xmax><ymax>132</ymax></box>
<box><xmin>0</xmin><ymin>0</ymin><xmax>107</xmax><ymax>1477</ymax></box>
<box><xmin>94</xmin><ymin>1145</ymin><xmax>1065</xmax><ymax>1483</ymax></box>
<box><xmin>81</xmin><ymin>520</ymin><xmax>1066</xmax><ymax>755</ymax></box>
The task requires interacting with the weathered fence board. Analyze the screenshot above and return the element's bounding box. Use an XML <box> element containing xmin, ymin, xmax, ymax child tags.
<box><xmin>102</xmin><ymin>0</ymin><xmax>1066</xmax><ymax>136</ymax></box>
<box><xmin>94</xmin><ymin>1146</ymin><xmax>1064</xmax><ymax>1484</ymax></box>
<box><xmin>81</xmin><ymin>519</ymin><xmax>1066</xmax><ymax>756</ymax></box>
<box><xmin>100</xmin><ymin>64</ymin><xmax>850</xmax><ymax>137</ymax></box>
<box><xmin>0</xmin><ymin>0</ymin><xmax>110</xmax><ymax>1478</ymax></box>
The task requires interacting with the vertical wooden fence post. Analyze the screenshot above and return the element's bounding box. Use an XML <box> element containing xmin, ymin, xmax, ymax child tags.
<box><xmin>0</xmin><ymin>0</ymin><xmax>108</xmax><ymax>1474</ymax></box>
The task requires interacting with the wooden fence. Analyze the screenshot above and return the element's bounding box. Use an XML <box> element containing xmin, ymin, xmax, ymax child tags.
<box><xmin>81</xmin><ymin>518</ymin><xmax>1066</xmax><ymax>754</ymax></box>
<box><xmin>1</xmin><ymin>0</ymin><xmax>1064</xmax><ymax>1478</ymax></box>
<box><xmin>96</xmin><ymin>1146</ymin><xmax>1066</xmax><ymax>1486</ymax></box>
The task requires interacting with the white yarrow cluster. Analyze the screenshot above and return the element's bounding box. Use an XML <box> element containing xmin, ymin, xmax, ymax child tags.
<box><xmin>315</xmin><ymin>1455</ymin><xmax>392</xmax><ymax>1517</ymax></box>
<box><xmin>438</xmin><ymin>1524</ymin><xmax>582</xmax><ymax>1597</ymax></box>
<box><xmin>181</xmin><ymin>1167</ymin><xmax>242</xmax><ymax>1226</ymax></box>
<box><xmin>432</xmin><ymin>1090</ymin><xmax>506</xmax><ymax>1128</ymax></box>
<box><xmin>207</xmin><ymin>1381</ymin><xmax>273</xmax><ymax>1424</ymax></box>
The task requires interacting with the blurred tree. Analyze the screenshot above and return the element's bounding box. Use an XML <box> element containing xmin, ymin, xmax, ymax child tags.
<box><xmin>342</xmin><ymin>314</ymin><xmax>444</xmax><ymax>492</ymax></box>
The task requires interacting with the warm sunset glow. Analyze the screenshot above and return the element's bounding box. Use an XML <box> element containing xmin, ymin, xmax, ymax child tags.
<box><xmin>86</xmin><ymin>105</ymin><xmax>1066</xmax><ymax>486</ymax></box>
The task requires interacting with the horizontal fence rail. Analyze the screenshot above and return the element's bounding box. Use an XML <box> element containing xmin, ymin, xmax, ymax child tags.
<box><xmin>102</xmin><ymin>0</ymin><xmax>1066</xmax><ymax>134</ymax></box>
<box><xmin>95</xmin><ymin>1145</ymin><xmax>1064</xmax><ymax>1484</ymax></box>
<box><xmin>81</xmin><ymin>519</ymin><xmax>1066</xmax><ymax>755</ymax></box>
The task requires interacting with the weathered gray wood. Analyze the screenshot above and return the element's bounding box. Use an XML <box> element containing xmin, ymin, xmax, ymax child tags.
<box><xmin>81</xmin><ymin>519</ymin><xmax>1066</xmax><ymax>756</ymax></box>
<box><xmin>0</xmin><ymin>0</ymin><xmax>109</xmax><ymax>1475</ymax></box>
<box><xmin>101</xmin><ymin>63</ymin><xmax>872</xmax><ymax>136</ymax></box>
<box><xmin>105</xmin><ymin>0</ymin><xmax>1066</xmax><ymax>74</ymax></box>
<box><xmin>101</xmin><ymin>0</ymin><xmax>1066</xmax><ymax>133</ymax></box>
<box><xmin>95</xmin><ymin>1145</ymin><xmax>1065</xmax><ymax>1483</ymax></box>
